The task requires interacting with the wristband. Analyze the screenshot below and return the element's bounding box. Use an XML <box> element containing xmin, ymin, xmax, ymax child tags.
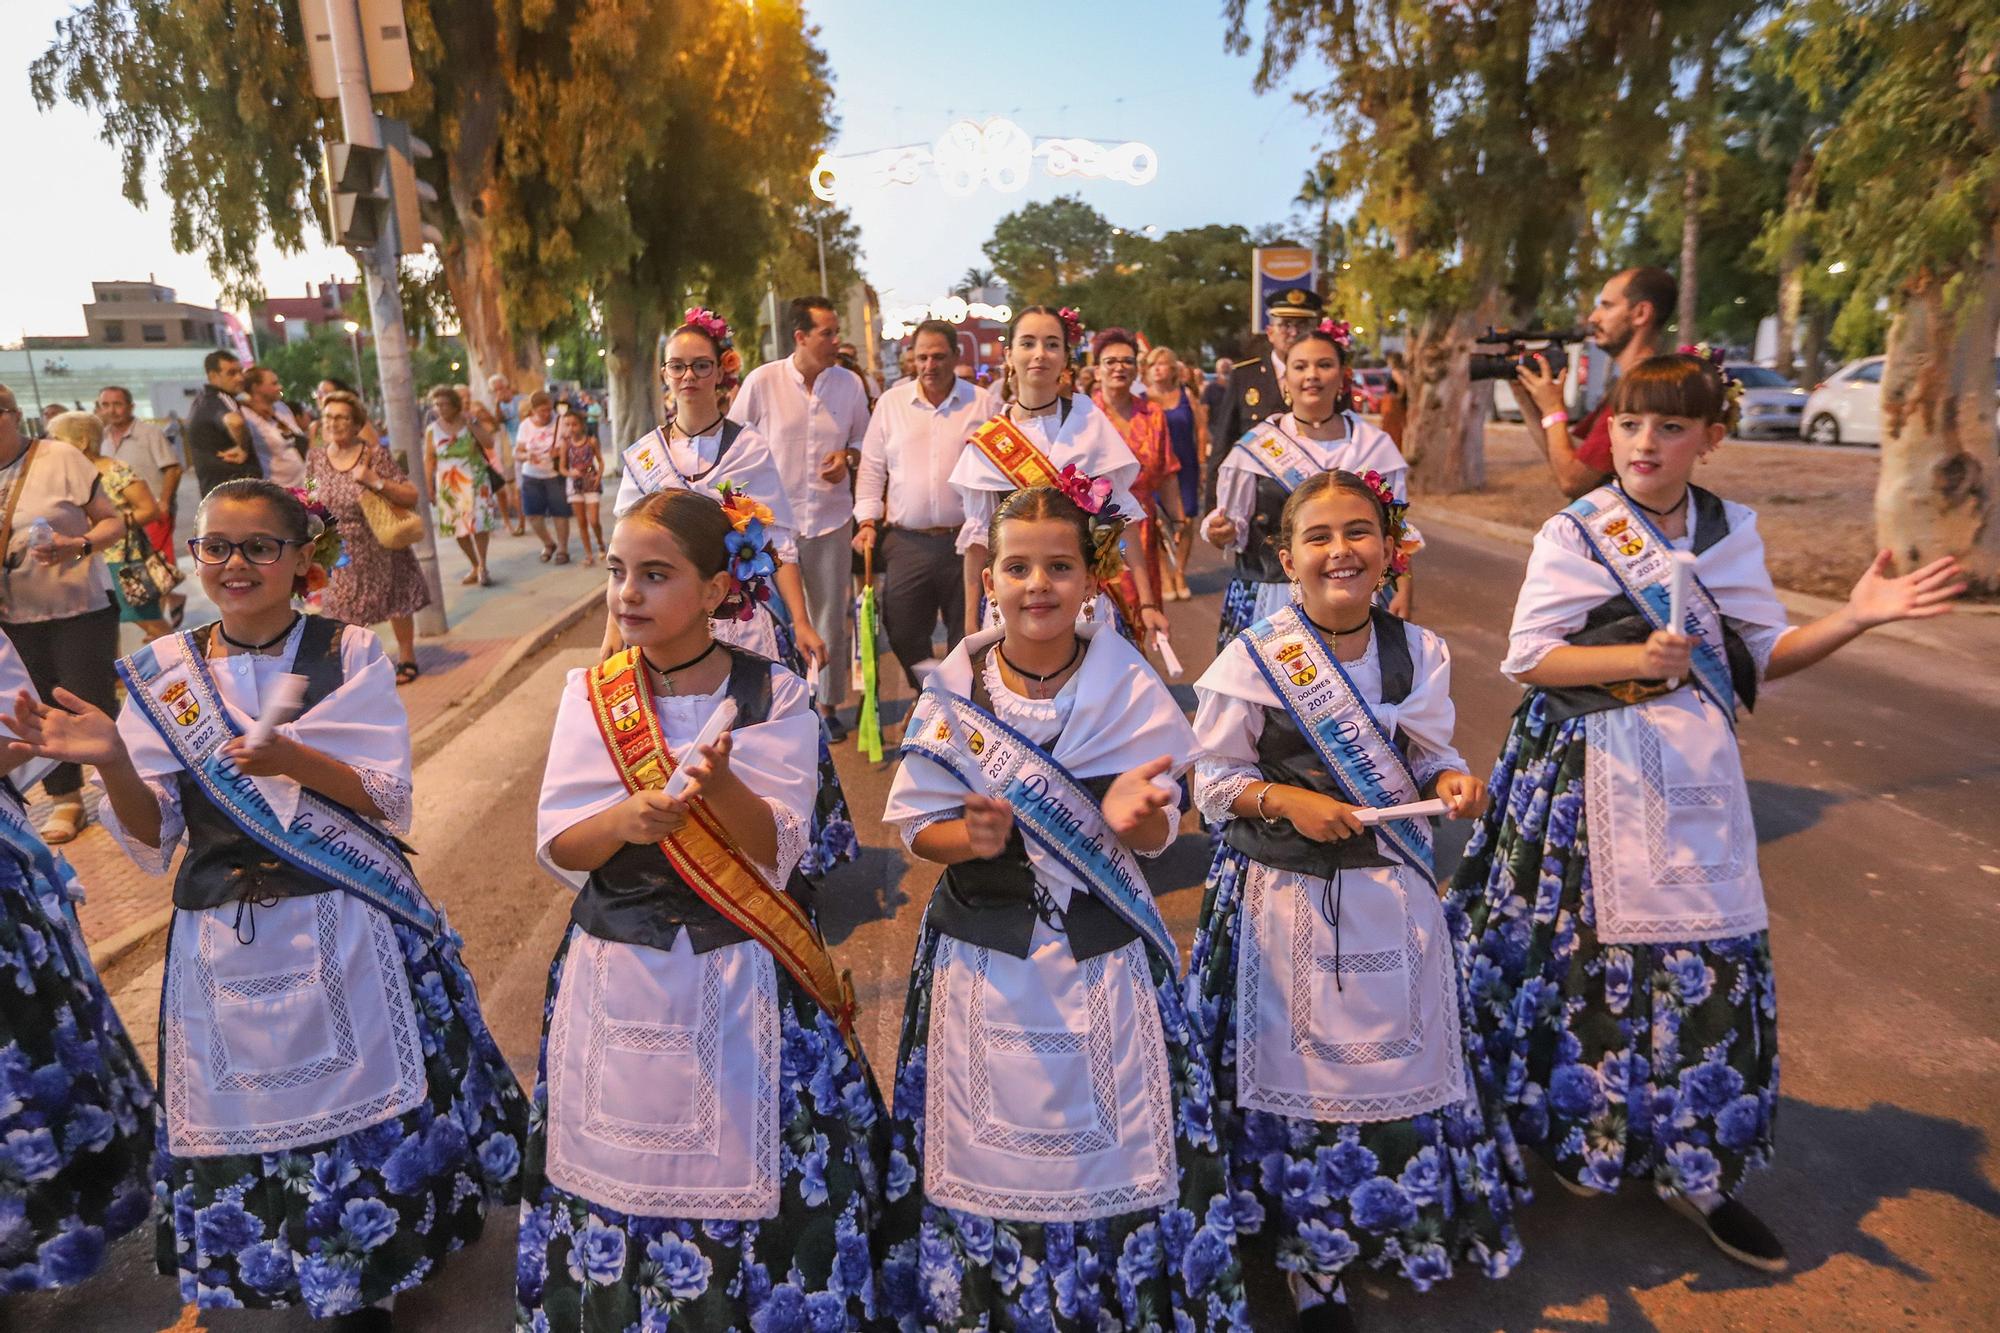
<box><xmin>1540</xmin><ymin>409</ymin><xmax>1569</xmax><ymax>430</ymax></box>
<box><xmin>1255</xmin><ymin>781</ymin><xmax>1278</xmax><ymax>825</ymax></box>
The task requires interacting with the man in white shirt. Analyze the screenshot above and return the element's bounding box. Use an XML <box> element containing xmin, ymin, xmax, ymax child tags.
<box><xmin>729</xmin><ymin>295</ymin><xmax>871</xmax><ymax>739</ymax></box>
<box><xmin>853</xmin><ymin>320</ymin><xmax>992</xmax><ymax>688</ymax></box>
<box><xmin>94</xmin><ymin>385</ymin><xmax>183</xmax><ymax>551</ymax></box>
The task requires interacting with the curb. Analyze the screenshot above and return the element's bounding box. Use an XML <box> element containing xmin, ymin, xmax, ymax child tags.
<box><xmin>86</xmin><ymin>585</ymin><xmax>607</xmax><ymax>976</ymax></box>
<box><xmin>1418</xmin><ymin>505</ymin><xmax>1996</xmax><ymax>656</ymax></box>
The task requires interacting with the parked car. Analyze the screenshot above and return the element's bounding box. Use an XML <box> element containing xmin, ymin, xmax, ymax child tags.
<box><xmin>1352</xmin><ymin>367</ymin><xmax>1393</xmax><ymax>414</ymax></box>
<box><xmin>1727</xmin><ymin>364</ymin><xmax>1807</xmax><ymax>439</ymax></box>
<box><xmin>1802</xmin><ymin>355</ymin><xmax>2000</xmax><ymax>445</ymax></box>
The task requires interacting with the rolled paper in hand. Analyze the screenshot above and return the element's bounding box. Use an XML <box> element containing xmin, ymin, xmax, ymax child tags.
<box><xmin>242</xmin><ymin>673</ymin><xmax>308</xmax><ymax>750</ymax></box>
<box><xmin>1667</xmin><ymin>550</ymin><xmax>1696</xmax><ymax>688</ymax></box>
<box><xmin>1153</xmin><ymin>632</ymin><xmax>1184</xmax><ymax>680</ymax></box>
<box><xmin>1352</xmin><ymin>797</ymin><xmax>1450</xmax><ymax>825</ymax></box>
<box><xmin>664</xmin><ymin>697</ymin><xmax>737</xmax><ymax>799</ymax></box>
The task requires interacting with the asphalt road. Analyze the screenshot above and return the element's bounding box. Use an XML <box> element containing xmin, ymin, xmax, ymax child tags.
<box><xmin>10</xmin><ymin>520</ymin><xmax>1996</xmax><ymax>1332</ymax></box>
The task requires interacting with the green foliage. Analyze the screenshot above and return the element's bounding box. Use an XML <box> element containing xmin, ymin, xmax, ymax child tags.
<box><xmin>257</xmin><ymin>323</ymin><xmax>466</xmax><ymax>405</ymax></box>
<box><xmin>984</xmin><ymin>195</ymin><xmax>1115</xmax><ymax>306</ymax></box>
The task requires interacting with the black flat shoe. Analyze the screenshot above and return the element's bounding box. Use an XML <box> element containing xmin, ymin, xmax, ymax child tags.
<box><xmin>821</xmin><ymin>709</ymin><xmax>849</xmax><ymax>743</ymax></box>
<box><xmin>1670</xmin><ymin>1193</ymin><xmax>1789</xmax><ymax>1273</ymax></box>
<box><xmin>328</xmin><ymin>1306</ymin><xmax>394</xmax><ymax>1332</ymax></box>
<box><xmin>1299</xmin><ymin>1295</ymin><xmax>1359</xmax><ymax>1333</ymax></box>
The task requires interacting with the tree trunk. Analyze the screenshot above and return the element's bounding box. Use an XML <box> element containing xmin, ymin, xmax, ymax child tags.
<box><xmin>603</xmin><ymin>279</ymin><xmax>662</xmax><ymax>454</ymax></box>
<box><xmin>1874</xmin><ymin>253</ymin><xmax>2000</xmax><ymax>593</ymax></box>
<box><xmin>1406</xmin><ymin>308</ymin><xmax>1485</xmax><ymax>494</ymax></box>
<box><xmin>1678</xmin><ymin>161</ymin><xmax>1701</xmax><ymax>339</ymax></box>
<box><xmin>1800</xmin><ymin>307</ymin><xmax>1831</xmax><ymax>385</ymax></box>
<box><xmin>1773</xmin><ymin>149</ymin><xmax>1814</xmax><ymax>380</ymax></box>
<box><xmin>440</xmin><ymin>222</ymin><xmax>540</xmax><ymax>401</ymax></box>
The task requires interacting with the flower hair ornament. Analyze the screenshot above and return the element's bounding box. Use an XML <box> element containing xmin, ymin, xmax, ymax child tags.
<box><xmin>1055</xmin><ymin>306</ymin><xmax>1088</xmax><ymax>350</ymax></box>
<box><xmin>713</xmin><ymin>481</ymin><xmax>776</xmax><ymax>622</ymax></box>
<box><xmin>682</xmin><ymin>306</ymin><xmax>744</xmax><ymax>392</ymax></box>
<box><xmin>1678</xmin><ymin>342</ymin><xmax>1745</xmax><ymax>429</ymax></box>
<box><xmin>1316</xmin><ymin>318</ymin><xmax>1354</xmax><ymax>349</ymax></box>
<box><xmin>1054</xmin><ymin>463</ymin><xmax>1128</xmax><ymax>588</ymax></box>
<box><xmin>1356</xmin><ymin>469</ymin><xmax>1422</xmax><ymax>590</ymax></box>
<box><xmin>290</xmin><ymin>487</ymin><xmax>346</xmax><ymax>597</ymax></box>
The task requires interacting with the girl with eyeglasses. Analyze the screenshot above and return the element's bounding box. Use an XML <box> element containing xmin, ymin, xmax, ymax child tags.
<box><xmin>12</xmin><ymin>479</ymin><xmax>527</xmax><ymax>1327</ymax></box>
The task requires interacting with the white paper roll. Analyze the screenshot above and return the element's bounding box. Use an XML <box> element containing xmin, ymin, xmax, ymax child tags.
<box><xmin>663</xmin><ymin>697</ymin><xmax>737</xmax><ymax>798</ymax></box>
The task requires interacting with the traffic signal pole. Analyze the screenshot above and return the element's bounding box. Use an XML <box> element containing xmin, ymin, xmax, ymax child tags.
<box><xmin>323</xmin><ymin>0</ymin><xmax>448</xmax><ymax>636</ymax></box>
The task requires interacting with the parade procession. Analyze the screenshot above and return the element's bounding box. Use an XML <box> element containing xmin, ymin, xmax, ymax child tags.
<box><xmin>2</xmin><ymin>1</ymin><xmax>1997</xmax><ymax>1330</ymax></box>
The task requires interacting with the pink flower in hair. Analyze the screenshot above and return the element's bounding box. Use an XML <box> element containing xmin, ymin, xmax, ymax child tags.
<box><xmin>1056</xmin><ymin>307</ymin><xmax>1087</xmax><ymax>347</ymax></box>
<box><xmin>1055</xmin><ymin>463</ymin><xmax>1113</xmax><ymax>516</ymax></box>
<box><xmin>1317</xmin><ymin>318</ymin><xmax>1353</xmax><ymax>348</ymax></box>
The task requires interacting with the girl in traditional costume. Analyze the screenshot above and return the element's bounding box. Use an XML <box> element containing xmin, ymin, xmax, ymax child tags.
<box><xmin>1204</xmin><ymin>322</ymin><xmax>1410</xmax><ymax>654</ymax></box>
<box><xmin>949</xmin><ymin>307</ymin><xmax>1172</xmax><ymax>646</ymax></box>
<box><xmin>609</xmin><ymin>308</ymin><xmax>857</xmax><ymax>879</ymax></box>
<box><xmin>520</xmin><ymin>488</ymin><xmax>886</xmax><ymax>1332</ymax></box>
<box><xmin>15</xmin><ymin>479</ymin><xmax>526</xmax><ymax>1327</ymax></box>
<box><xmin>1188</xmin><ymin>471</ymin><xmax>1525</xmax><ymax>1331</ymax></box>
<box><xmin>878</xmin><ymin>485</ymin><xmax>1249</xmax><ymax>1331</ymax></box>
<box><xmin>0</xmin><ymin>631</ymin><xmax>155</xmax><ymax>1294</ymax></box>
<box><xmin>1448</xmin><ymin>353</ymin><xmax>1965</xmax><ymax>1272</ymax></box>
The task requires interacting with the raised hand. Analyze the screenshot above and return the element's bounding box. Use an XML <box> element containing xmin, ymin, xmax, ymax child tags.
<box><xmin>1848</xmin><ymin>550</ymin><xmax>1966</xmax><ymax>628</ymax></box>
<box><xmin>1202</xmin><ymin>511</ymin><xmax>1236</xmax><ymax>549</ymax></box>
<box><xmin>1102</xmin><ymin>755</ymin><xmax>1176</xmax><ymax>841</ymax></box>
<box><xmin>675</xmin><ymin>730</ymin><xmax>733</xmax><ymax>795</ymax></box>
<box><xmin>4</xmin><ymin>687</ymin><xmax>126</xmax><ymax>769</ymax></box>
<box><xmin>1430</xmin><ymin>769</ymin><xmax>1490</xmax><ymax>820</ymax></box>
<box><xmin>961</xmin><ymin>792</ymin><xmax>1015</xmax><ymax>859</ymax></box>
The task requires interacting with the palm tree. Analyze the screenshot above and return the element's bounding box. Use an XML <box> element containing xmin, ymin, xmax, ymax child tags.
<box><xmin>957</xmin><ymin>266</ymin><xmax>995</xmax><ymax>297</ymax></box>
<box><xmin>1294</xmin><ymin>162</ymin><xmax>1344</xmax><ymax>279</ymax></box>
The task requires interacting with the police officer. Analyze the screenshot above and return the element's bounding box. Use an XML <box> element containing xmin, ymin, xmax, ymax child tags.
<box><xmin>1202</xmin><ymin>286</ymin><xmax>1324</xmax><ymax>508</ymax></box>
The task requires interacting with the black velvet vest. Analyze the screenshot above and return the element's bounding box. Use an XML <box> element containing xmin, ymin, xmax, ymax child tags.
<box><xmin>926</xmin><ymin>647</ymin><xmax>1146</xmax><ymax>962</ymax></box>
<box><xmin>1539</xmin><ymin>487</ymin><xmax>1761</xmax><ymax>724</ymax></box>
<box><xmin>1223</xmin><ymin>606</ymin><xmax>1417</xmax><ymax>878</ymax></box>
<box><xmin>569</xmin><ymin>646</ymin><xmax>819</xmax><ymax>954</ymax></box>
<box><xmin>1232</xmin><ymin>472</ymin><xmax>1291</xmax><ymax>583</ymax></box>
<box><xmin>171</xmin><ymin>615</ymin><xmax>359</xmax><ymax>913</ymax></box>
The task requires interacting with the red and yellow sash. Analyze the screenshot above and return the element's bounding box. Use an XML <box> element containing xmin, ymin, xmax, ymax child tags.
<box><xmin>969</xmin><ymin>415</ymin><xmax>1063</xmax><ymax>490</ymax></box>
<box><xmin>586</xmin><ymin>649</ymin><xmax>860</xmax><ymax>1052</ymax></box>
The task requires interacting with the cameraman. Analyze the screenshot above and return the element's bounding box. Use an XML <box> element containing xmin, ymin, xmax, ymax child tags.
<box><xmin>1518</xmin><ymin>266</ymin><xmax>1677</xmax><ymax>499</ymax></box>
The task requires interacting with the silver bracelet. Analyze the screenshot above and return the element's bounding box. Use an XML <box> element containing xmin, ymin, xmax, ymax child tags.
<box><xmin>1255</xmin><ymin>781</ymin><xmax>1278</xmax><ymax>824</ymax></box>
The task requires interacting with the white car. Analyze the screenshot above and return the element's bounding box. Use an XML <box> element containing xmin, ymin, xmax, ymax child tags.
<box><xmin>1802</xmin><ymin>354</ymin><xmax>2000</xmax><ymax>445</ymax></box>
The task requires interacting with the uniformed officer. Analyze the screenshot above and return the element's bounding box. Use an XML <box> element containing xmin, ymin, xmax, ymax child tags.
<box><xmin>1201</xmin><ymin>285</ymin><xmax>1324</xmax><ymax>508</ymax></box>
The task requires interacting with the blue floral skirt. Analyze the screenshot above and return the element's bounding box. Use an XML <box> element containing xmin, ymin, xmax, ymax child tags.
<box><xmin>1215</xmin><ymin>578</ymin><xmax>1266</xmax><ymax>657</ymax></box>
<box><xmin>1188</xmin><ymin>847</ymin><xmax>1528</xmax><ymax>1294</ymax></box>
<box><xmin>0</xmin><ymin>839</ymin><xmax>155</xmax><ymax>1293</ymax></box>
<box><xmin>153</xmin><ymin>912</ymin><xmax>528</xmax><ymax>1315</ymax></box>
<box><xmin>770</xmin><ymin>614</ymin><xmax>861</xmax><ymax>879</ymax></box>
<box><xmin>876</xmin><ymin>919</ymin><xmax>1252</xmax><ymax>1331</ymax></box>
<box><xmin>1446</xmin><ymin>693</ymin><xmax>1780</xmax><ymax>1200</ymax></box>
<box><xmin>516</xmin><ymin>927</ymin><xmax>888</xmax><ymax>1332</ymax></box>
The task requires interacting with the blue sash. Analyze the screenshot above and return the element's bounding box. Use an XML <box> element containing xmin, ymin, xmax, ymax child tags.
<box><xmin>115</xmin><ymin>633</ymin><xmax>440</xmax><ymax>938</ymax></box>
<box><xmin>1231</xmin><ymin>418</ymin><xmax>1329</xmax><ymax>493</ymax></box>
<box><xmin>1562</xmin><ymin>486</ymin><xmax>1735</xmax><ymax>722</ymax></box>
<box><xmin>901</xmin><ymin>686</ymin><xmax>1177</xmax><ymax>969</ymax></box>
<box><xmin>1240</xmin><ymin>604</ymin><xmax>1435</xmax><ymax>888</ymax></box>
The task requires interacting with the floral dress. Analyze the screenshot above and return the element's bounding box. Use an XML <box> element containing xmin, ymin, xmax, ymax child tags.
<box><xmin>1093</xmin><ymin>392</ymin><xmax>1181</xmax><ymax>602</ymax></box>
<box><xmin>0</xmin><ymin>790</ymin><xmax>156</xmax><ymax>1292</ymax></box>
<box><xmin>429</xmin><ymin>422</ymin><xmax>500</xmax><ymax>539</ymax></box>
<box><xmin>97</xmin><ymin>458</ymin><xmax>164</xmax><ymax>623</ymax></box>
<box><xmin>307</xmin><ymin>444</ymin><xmax>432</xmax><ymax>627</ymax></box>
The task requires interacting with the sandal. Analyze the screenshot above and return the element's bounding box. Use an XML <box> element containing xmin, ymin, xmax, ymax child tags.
<box><xmin>539</xmin><ymin>546</ymin><xmax>554</xmax><ymax>563</ymax></box>
<box><xmin>553</xmin><ymin>551</ymin><xmax>570</xmax><ymax>565</ymax></box>
<box><xmin>395</xmin><ymin>661</ymin><xmax>421</xmax><ymax>686</ymax></box>
<box><xmin>478</xmin><ymin>568</ymin><xmax>494</xmax><ymax>587</ymax></box>
<box><xmin>43</xmin><ymin>803</ymin><xmax>86</xmax><ymax>845</ymax></box>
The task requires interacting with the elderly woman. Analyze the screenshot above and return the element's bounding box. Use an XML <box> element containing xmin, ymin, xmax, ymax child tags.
<box><xmin>47</xmin><ymin>411</ymin><xmax>172</xmax><ymax>642</ymax></box>
<box><xmin>424</xmin><ymin>382</ymin><xmax>503</xmax><ymax>586</ymax></box>
<box><xmin>0</xmin><ymin>386</ymin><xmax>126</xmax><ymax>843</ymax></box>
<box><xmin>307</xmin><ymin>389</ymin><xmax>432</xmax><ymax>683</ymax></box>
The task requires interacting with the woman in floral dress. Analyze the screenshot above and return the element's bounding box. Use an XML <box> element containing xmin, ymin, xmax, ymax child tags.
<box><xmin>1091</xmin><ymin>328</ymin><xmax>1184</xmax><ymax>631</ymax></box>
<box><xmin>423</xmin><ymin>384</ymin><xmax>501</xmax><ymax>587</ymax></box>
<box><xmin>0</xmin><ymin>630</ymin><xmax>156</xmax><ymax>1294</ymax></box>
<box><xmin>307</xmin><ymin>389</ymin><xmax>431</xmax><ymax>684</ymax></box>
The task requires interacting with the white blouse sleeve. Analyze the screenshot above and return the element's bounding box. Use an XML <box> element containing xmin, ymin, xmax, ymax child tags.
<box><xmin>1398</xmin><ymin>630</ymin><xmax>1469</xmax><ymax>786</ymax></box>
<box><xmin>283</xmin><ymin>628</ymin><xmax>415</xmax><ymax>835</ymax></box>
<box><xmin>755</xmin><ymin>670</ymin><xmax>815</xmax><ymax>887</ymax></box>
<box><xmin>1207</xmin><ymin>466</ymin><xmax>1257</xmax><ymax>554</ymax></box>
<box><xmin>955</xmin><ymin>486</ymin><xmax>998</xmax><ymax>555</ymax></box>
<box><xmin>94</xmin><ymin>703</ymin><xmax>186</xmax><ymax>875</ymax></box>
<box><xmin>1501</xmin><ymin>518</ymin><xmax>1602</xmax><ymax>682</ymax></box>
<box><xmin>763</xmin><ymin>520</ymin><xmax>802</xmax><ymax>567</ymax></box>
<box><xmin>1191</xmin><ymin>647</ymin><xmax>1273</xmax><ymax>825</ymax></box>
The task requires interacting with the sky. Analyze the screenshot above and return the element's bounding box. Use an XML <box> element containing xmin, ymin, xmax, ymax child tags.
<box><xmin>0</xmin><ymin>0</ymin><xmax>1327</xmax><ymax>340</ymax></box>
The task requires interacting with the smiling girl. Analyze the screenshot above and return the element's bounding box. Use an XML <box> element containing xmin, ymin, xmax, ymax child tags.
<box><xmin>1449</xmin><ymin>353</ymin><xmax>1964</xmax><ymax>1272</ymax></box>
<box><xmin>878</xmin><ymin>485</ymin><xmax>1246</xmax><ymax>1330</ymax></box>
<box><xmin>1205</xmin><ymin>322</ymin><xmax>1411</xmax><ymax>655</ymax></box>
<box><xmin>520</xmin><ymin>489</ymin><xmax>886</xmax><ymax>1332</ymax></box>
<box><xmin>12</xmin><ymin>479</ymin><xmax>526</xmax><ymax>1326</ymax></box>
<box><xmin>1189</xmin><ymin>471</ymin><xmax>1526</xmax><ymax>1331</ymax></box>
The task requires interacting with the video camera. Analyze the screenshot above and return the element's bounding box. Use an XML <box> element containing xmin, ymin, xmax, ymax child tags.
<box><xmin>1468</xmin><ymin>326</ymin><xmax>1588</xmax><ymax>383</ymax></box>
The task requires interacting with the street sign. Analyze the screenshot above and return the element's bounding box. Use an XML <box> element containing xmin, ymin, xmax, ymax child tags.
<box><xmin>301</xmin><ymin>0</ymin><xmax>415</xmax><ymax>99</ymax></box>
<box><xmin>1252</xmin><ymin>247</ymin><xmax>1319</xmax><ymax>330</ymax></box>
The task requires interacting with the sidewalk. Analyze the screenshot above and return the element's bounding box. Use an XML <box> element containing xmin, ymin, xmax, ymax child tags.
<box><xmin>26</xmin><ymin>519</ymin><xmax>607</xmax><ymax>958</ymax></box>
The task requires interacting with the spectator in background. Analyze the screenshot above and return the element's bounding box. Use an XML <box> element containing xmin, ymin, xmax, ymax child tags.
<box><xmin>1202</xmin><ymin>356</ymin><xmax>1234</xmax><ymax>422</ymax></box>
<box><xmin>0</xmin><ymin>384</ymin><xmax>127</xmax><ymax>843</ymax></box>
<box><xmin>512</xmin><ymin>389</ymin><xmax>572</xmax><ymax>563</ymax></box>
<box><xmin>1144</xmin><ymin>345</ymin><xmax>1206</xmax><ymax>601</ymax></box>
<box><xmin>1090</xmin><ymin>329</ymin><xmax>1184</xmax><ymax>626</ymax></box>
<box><xmin>486</xmin><ymin>372</ymin><xmax>528</xmax><ymax>535</ymax></box>
<box><xmin>1381</xmin><ymin>349</ymin><xmax>1409</xmax><ymax>449</ymax></box>
<box><xmin>308</xmin><ymin>388</ymin><xmax>430</xmax><ymax>683</ymax></box>
<box><xmin>425</xmin><ymin>383</ymin><xmax>503</xmax><ymax>586</ymax></box>
<box><xmin>163</xmin><ymin>410</ymin><xmax>184</xmax><ymax>460</ymax></box>
<box><xmin>95</xmin><ymin>385</ymin><xmax>182</xmax><ymax>560</ymax></box>
<box><xmin>48</xmin><ymin>411</ymin><xmax>172</xmax><ymax>641</ymax></box>
<box><xmin>556</xmin><ymin>408</ymin><xmax>604</xmax><ymax>567</ymax></box>
<box><xmin>239</xmin><ymin>366</ymin><xmax>309</xmax><ymax>489</ymax></box>
<box><xmin>186</xmin><ymin>350</ymin><xmax>259</xmax><ymax>494</ymax></box>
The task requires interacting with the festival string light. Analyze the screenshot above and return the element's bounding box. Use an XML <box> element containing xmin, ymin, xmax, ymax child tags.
<box><xmin>879</xmin><ymin>295</ymin><xmax>1014</xmax><ymax>341</ymax></box>
<box><xmin>812</xmin><ymin>117</ymin><xmax>1158</xmax><ymax>203</ymax></box>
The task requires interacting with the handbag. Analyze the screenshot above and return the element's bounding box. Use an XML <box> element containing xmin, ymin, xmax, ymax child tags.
<box><xmin>359</xmin><ymin>485</ymin><xmax>424</xmax><ymax>551</ymax></box>
<box><xmin>110</xmin><ymin>512</ymin><xmax>182</xmax><ymax>609</ymax></box>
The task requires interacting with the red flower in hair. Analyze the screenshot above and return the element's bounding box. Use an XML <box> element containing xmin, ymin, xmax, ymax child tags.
<box><xmin>1317</xmin><ymin>318</ymin><xmax>1353</xmax><ymax>348</ymax></box>
<box><xmin>1056</xmin><ymin>307</ymin><xmax>1087</xmax><ymax>347</ymax></box>
<box><xmin>1055</xmin><ymin>463</ymin><xmax>1114</xmax><ymax>517</ymax></box>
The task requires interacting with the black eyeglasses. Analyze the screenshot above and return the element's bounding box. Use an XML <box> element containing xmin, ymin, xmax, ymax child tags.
<box><xmin>664</xmin><ymin>359</ymin><xmax>718</xmax><ymax>379</ymax></box>
<box><xmin>188</xmin><ymin>536</ymin><xmax>307</xmax><ymax>566</ymax></box>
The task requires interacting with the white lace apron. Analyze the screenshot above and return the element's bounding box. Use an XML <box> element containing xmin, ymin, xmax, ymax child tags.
<box><xmin>544</xmin><ymin>930</ymin><xmax>781</xmax><ymax>1220</ymax></box>
<box><xmin>1584</xmin><ymin>689</ymin><xmax>1767</xmax><ymax>943</ymax></box>
<box><xmin>1235</xmin><ymin>859</ymin><xmax>1468</xmax><ymax>1123</ymax></box>
<box><xmin>925</xmin><ymin>932</ymin><xmax>1176</xmax><ymax>1222</ymax></box>
<box><xmin>164</xmin><ymin>891</ymin><xmax>427</xmax><ymax>1157</ymax></box>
